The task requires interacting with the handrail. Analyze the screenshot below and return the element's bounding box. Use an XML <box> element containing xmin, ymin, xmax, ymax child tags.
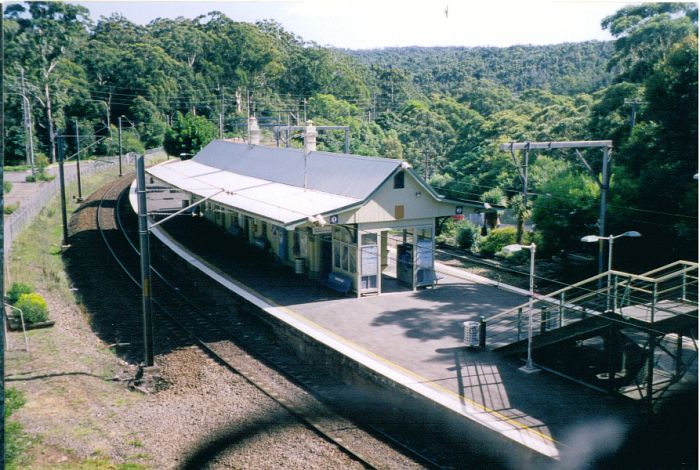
<box><xmin>4</xmin><ymin>302</ymin><xmax>29</xmax><ymax>351</ymax></box>
<box><xmin>488</xmin><ymin>261</ymin><xmax>698</xmax><ymax>325</ymax></box>
<box><xmin>639</xmin><ymin>260</ymin><xmax>698</xmax><ymax>278</ymax></box>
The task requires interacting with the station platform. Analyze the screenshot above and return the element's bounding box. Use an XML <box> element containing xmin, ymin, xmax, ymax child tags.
<box><xmin>147</xmin><ymin>215</ymin><xmax>639</xmax><ymax>463</ymax></box>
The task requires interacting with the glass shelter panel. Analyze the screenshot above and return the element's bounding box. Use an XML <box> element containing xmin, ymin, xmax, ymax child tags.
<box><xmin>416</xmin><ymin>226</ymin><xmax>435</xmax><ymax>286</ymax></box>
<box><xmin>360</xmin><ymin>231</ymin><xmax>379</xmax><ymax>293</ymax></box>
<box><xmin>332</xmin><ymin>226</ymin><xmax>358</xmax><ymax>276</ymax></box>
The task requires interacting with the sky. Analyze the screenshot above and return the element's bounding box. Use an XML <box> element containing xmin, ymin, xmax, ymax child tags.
<box><xmin>76</xmin><ymin>0</ymin><xmax>632</xmax><ymax>49</ymax></box>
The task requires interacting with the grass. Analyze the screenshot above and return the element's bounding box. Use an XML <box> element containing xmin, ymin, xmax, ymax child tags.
<box><xmin>33</xmin><ymin>459</ymin><xmax>148</xmax><ymax>470</ymax></box>
<box><xmin>4</xmin><ymin>164</ymin><xmax>33</xmax><ymax>172</ymax></box>
<box><xmin>5</xmin><ymin>388</ymin><xmax>34</xmax><ymax>470</ymax></box>
<box><xmin>7</xmin><ymin>166</ymin><xmax>120</xmax><ymax>300</ymax></box>
<box><xmin>127</xmin><ymin>439</ymin><xmax>144</xmax><ymax>448</ymax></box>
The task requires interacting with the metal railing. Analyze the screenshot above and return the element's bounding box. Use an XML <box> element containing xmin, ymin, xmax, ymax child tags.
<box><xmin>485</xmin><ymin>261</ymin><xmax>698</xmax><ymax>349</ymax></box>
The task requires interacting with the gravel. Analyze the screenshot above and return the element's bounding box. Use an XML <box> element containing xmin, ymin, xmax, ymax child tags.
<box><xmin>4</xmin><ymin>176</ymin><xmax>368</xmax><ymax>469</ymax></box>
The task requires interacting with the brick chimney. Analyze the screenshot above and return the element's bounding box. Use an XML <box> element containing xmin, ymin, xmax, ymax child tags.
<box><xmin>248</xmin><ymin>116</ymin><xmax>260</xmax><ymax>145</ymax></box>
<box><xmin>304</xmin><ymin>120</ymin><xmax>317</xmax><ymax>155</ymax></box>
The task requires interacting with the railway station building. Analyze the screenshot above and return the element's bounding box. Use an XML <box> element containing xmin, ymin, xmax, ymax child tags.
<box><xmin>146</xmin><ymin>120</ymin><xmax>495</xmax><ymax>296</ymax></box>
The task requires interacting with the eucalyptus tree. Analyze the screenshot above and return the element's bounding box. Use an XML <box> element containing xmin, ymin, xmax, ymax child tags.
<box><xmin>4</xmin><ymin>2</ymin><xmax>92</xmax><ymax>162</ymax></box>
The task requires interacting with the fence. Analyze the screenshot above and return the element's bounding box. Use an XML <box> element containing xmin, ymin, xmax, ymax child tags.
<box><xmin>3</xmin><ymin>150</ymin><xmax>163</xmax><ymax>255</ymax></box>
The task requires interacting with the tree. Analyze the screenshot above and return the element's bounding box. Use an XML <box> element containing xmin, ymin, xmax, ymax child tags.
<box><xmin>4</xmin><ymin>2</ymin><xmax>92</xmax><ymax>163</ymax></box>
<box><xmin>532</xmin><ymin>173</ymin><xmax>599</xmax><ymax>256</ymax></box>
<box><xmin>602</xmin><ymin>3</ymin><xmax>698</xmax><ymax>82</ymax></box>
<box><xmin>131</xmin><ymin>96</ymin><xmax>167</xmax><ymax>148</ymax></box>
<box><xmin>163</xmin><ymin>112</ymin><xmax>217</xmax><ymax>158</ymax></box>
<box><xmin>598</xmin><ymin>4</ymin><xmax>698</xmax><ymax>268</ymax></box>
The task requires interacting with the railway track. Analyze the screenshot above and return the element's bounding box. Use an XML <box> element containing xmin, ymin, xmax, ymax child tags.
<box><xmin>92</xmin><ymin>174</ymin><xmax>444</xmax><ymax>469</ymax></box>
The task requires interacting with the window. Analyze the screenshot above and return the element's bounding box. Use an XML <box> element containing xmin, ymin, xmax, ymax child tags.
<box><xmin>393</xmin><ymin>171</ymin><xmax>405</xmax><ymax>189</ymax></box>
<box><xmin>395</xmin><ymin>205</ymin><xmax>405</xmax><ymax>220</ymax></box>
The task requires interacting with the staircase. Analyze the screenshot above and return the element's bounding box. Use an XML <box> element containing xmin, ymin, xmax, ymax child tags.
<box><xmin>485</xmin><ymin>261</ymin><xmax>698</xmax><ymax>408</ymax></box>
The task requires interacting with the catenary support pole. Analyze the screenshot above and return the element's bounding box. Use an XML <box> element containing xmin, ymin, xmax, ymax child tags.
<box><xmin>74</xmin><ymin>118</ymin><xmax>83</xmax><ymax>202</ymax></box>
<box><xmin>598</xmin><ymin>147</ymin><xmax>610</xmax><ymax>277</ymax></box>
<box><xmin>136</xmin><ymin>155</ymin><xmax>154</xmax><ymax>367</ymax></box>
<box><xmin>57</xmin><ymin>130</ymin><xmax>70</xmax><ymax>247</ymax></box>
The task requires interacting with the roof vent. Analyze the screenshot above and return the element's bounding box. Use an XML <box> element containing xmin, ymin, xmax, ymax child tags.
<box><xmin>304</xmin><ymin>120</ymin><xmax>317</xmax><ymax>155</ymax></box>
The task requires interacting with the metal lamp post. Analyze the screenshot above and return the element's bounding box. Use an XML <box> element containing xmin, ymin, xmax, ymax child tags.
<box><xmin>581</xmin><ymin>231</ymin><xmax>641</xmax><ymax>311</ymax></box>
<box><xmin>504</xmin><ymin>243</ymin><xmax>539</xmax><ymax>373</ymax></box>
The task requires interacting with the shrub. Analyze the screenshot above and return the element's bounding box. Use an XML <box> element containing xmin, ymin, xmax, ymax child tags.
<box><xmin>4</xmin><ymin>203</ymin><xmax>20</xmax><ymax>215</ymax></box>
<box><xmin>7</xmin><ymin>282</ymin><xmax>34</xmax><ymax>304</ymax></box>
<box><xmin>3</xmin><ymin>180</ymin><xmax>13</xmax><ymax>193</ymax></box>
<box><xmin>479</xmin><ymin>226</ymin><xmax>517</xmax><ymax>257</ymax></box>
<box><xmin>15</xmin><ymin>292</ymin><xmax>49</xmax><ymax>323</ymax></box>
<box><xmin>25</xmin><ymin>175</ymin><xmax>36</xmax><ymax>183</ymax></box>
<box><xmin>456</xmin><ymin>221</ymin><xmax>481</xmax><ymax>250</ymax></box>
<box><xmin>35</xmin><ymin>152</ymin><xmax>49</xmax><ymax>169</ymax></box>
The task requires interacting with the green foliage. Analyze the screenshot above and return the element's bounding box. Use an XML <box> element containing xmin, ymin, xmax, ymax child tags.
<box><xmin>35</xmin><ymin>152</ymin><xmax>49</xmax><ymax>170</ymax></box>
<box><xmin>131</xmin><ymin>96</ymin><xmax>166</xmax><ymax>148</ymax></box>
<box><xmin>598</xmin><ymin>6</ymin><xmax>698</xmax><ymax>267</ymax></box>
<box><xmin>4</xmin><ymin>180</ymin><xmax>13</xmax><ymax>193</ymax></box>
<box><xmin>4</xmin><ymin>203</ymin><xmax>20</xmax><ymax>215</ymax></box>
<box><xmin>479</xmin><ymin>227</ymin><xmax>517</xmax><ymax>257</ymax></box>
<box><xmin>482</xmin><ymin>188</ymin><xmax>507</xmax><ymax>206</ymax></box>
<box><xmin>163</xmin><ymin>112</ymin><xmax>218</xmax><ymax>158</ymax></box>
<box><xmin>4</xmin><ymin>388</ymin><xmax>26</xmax><ymax>417</ymax></box>
<box><xmin>7</xmin><ymin>282</ymin><xmax>34</xmax><ymax>304</ymax></box>
<box><xmin>352</xmin><ymin>42</ymin><xmax>614</xmax><ymax>96</ymax></box>
<box><xmin>15</xmin><ymin>292</ymin><xmax>49</xmax><ymax>323</ymax></box>
<box><xmin>532</xmin><ymin>173</ymin><xmax>599</xmax><ymax>256</ymax></box>
<box><xmin>456</xmin><ymin>222</ymin><xmax>481</xmax><ymax>251</ymax></box>
<box><xmin>3</xmin><ymin>2</ymin><xmax>696</xmax><ymax>271</ymax></box>
<box><xmin>602</xmin><ymin>3</ymin><xmax>697</xmax><ymax>82</ymax></box>
<box><xmin>5</xmin><ymin>387</ymin><xmax>30</xmax><ymax>469</ymax></box>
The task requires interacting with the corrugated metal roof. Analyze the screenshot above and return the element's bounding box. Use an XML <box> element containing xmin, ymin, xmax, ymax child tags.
<box><xmin>193</xmin><ymin>140</ymin><xmax>401</xmax><ymax>199</ymax></box>
<box><xmin>146</xmin><ymin>141</ymin><xmax>489</xmax><ymax>228</ymax></box>
<box><xmin>147</xmin><ymin>158</ymin><xmax>361</xmax><ymax>227</ymax></box>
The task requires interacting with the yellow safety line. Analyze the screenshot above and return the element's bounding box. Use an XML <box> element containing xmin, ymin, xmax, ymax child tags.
<box><xmin>157</xmin><ymin>228</ymin><xmax>560</xmax><ymax>447</ymax></box>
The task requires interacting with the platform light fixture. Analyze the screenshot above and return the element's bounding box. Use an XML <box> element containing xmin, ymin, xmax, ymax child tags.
<box><xmin>581</xmin><ymin>231</ymin><xmax>641</xmax><ymax>311</ymax></box>
<box><xmin>503</xmin><ymin>242</ymin><xmax>539</xmax><ymax>373</ymax></box>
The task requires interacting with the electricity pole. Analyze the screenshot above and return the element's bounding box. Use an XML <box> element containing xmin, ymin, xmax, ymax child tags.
<box><xmin>56</xmin><ymin>130</ymin><xmax>69</xmax><ymax>248</ymax></box>
<box><xmin>219</xmin><ymin>85</ymin><xmax>225</xmax><ymax>139</ymax></box>
<box><xmin>74</xmin><ymin>119</ymin><xmax>83</xmax><ymax>202</ymax></box>
<box><xmin>118</xmin><ymin>116</ymin><xmax>123</xmax><ymax>177</ymax></box>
